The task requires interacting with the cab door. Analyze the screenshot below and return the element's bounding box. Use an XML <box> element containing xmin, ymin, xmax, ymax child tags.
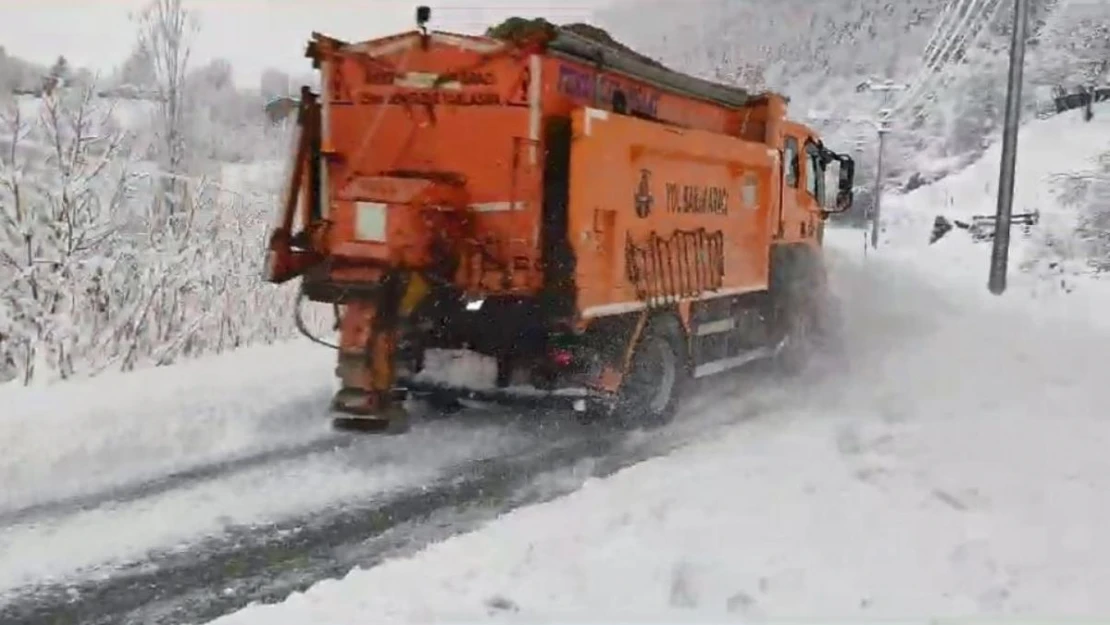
<box><xmin>777</xmin><ymin>133</ymin><xmax>804</xmax><ymax>241</ymax></box>
<box><xmin>800</xmin><ymin>138</ymin><xmax>827</xmax><ymax>241</ymax></box>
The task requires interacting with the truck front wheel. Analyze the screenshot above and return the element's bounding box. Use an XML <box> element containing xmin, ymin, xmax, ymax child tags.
<box><xmin>772</xmin><ymin>294</ymin><xmax>818</xmax><ymax>375</ymax></box>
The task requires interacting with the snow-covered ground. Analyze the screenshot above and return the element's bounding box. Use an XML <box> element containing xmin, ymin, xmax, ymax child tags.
<box><xmin>199</xmin><ymin>109</ymin><xmax>1110</xmax><ymax>623</ymax></box>
<box><xmin>0</xmin><ymin>339</ymin><xmax>335</xmax><ymax>515</ymax></box>
<box><xmin>0</xmin><ymin>413</ymin><xmax>533</xmax><ymax>596</ymax></box>
<box><xmin>199</xmin><ymin>228</ymin><xmax>1110</xmax><ymax>623</ymax></box>
<box><xmin>0</xmin><ymin>336</ymin><xmax>547</xmax><ymax>595</ymax></box>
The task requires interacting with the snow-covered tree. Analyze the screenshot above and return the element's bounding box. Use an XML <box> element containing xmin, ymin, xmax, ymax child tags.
<box><xmin>260</xmin><ymin>68</ymin><xmax>292</xmax><ymax>100</ymax></box>
<box><xmin>134</xmin><ymin>0</ymin><xmax>198</xmax><ymax>222</ymax></box>
<box><xmin>0</xmin><ymin>7</ymin><xmax>333</xmax><ymax>386</ymax></box>
<box><xmin>115</xmin><ymin>42</ymin><xmax>158</xmax><ymax>90</ymax></box>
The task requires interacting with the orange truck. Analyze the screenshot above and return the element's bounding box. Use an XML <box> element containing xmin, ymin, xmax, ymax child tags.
<box><xmin>264</xmin><ymin>8</ymin><xmax>856</xmax><ymax>432</ymax></box>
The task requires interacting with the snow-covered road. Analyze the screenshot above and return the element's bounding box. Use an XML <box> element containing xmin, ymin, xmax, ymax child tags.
<box><xmin>202</xmin><ymin>227</ymin><xmax>1110</xmax><ymax>623</ymax></box>
<box><xmin>0</xmin><ymin>334</ymin><xmax>562</xmax><ymax>605</ymax></box>
<box><xmin>0</xmin><ymin>322</ymin><xmax>794</xmax><ymax>625</ymax></box>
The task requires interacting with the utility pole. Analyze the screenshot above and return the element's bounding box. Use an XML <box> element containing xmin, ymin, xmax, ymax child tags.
<box><xmin>851</xmin><ymin>134</ymin><xmax>869</xmax><ymax>255</ymax></box>
<box><xmin>871</xmin><ymin>112</ymin><xmax>893</xmax><ymax>249</ymax></box>
<box><xmin>809</xmin><ymin>77</ymin><xmax>908</xmax><ymax>251</ymax></box>
<box><xmin>988</xmin><ymin>0</ymin><xmax>1030</xmax><ymax>295</ymax></box>
<box><xmin>856</xmin><ymin>78</ymin><xmax>909</xmax><ymax>249</ymax></box>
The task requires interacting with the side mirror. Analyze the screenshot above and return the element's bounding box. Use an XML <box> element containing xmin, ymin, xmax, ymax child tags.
<box><xmin>828</xmin><ymin>154</ymin><xmax>855</xmax><ymax>213</ymax></box>
<box><xmin>814</xmin><ymin>141</ymin><xmax>855</xmax><ymax>214</ymax></box>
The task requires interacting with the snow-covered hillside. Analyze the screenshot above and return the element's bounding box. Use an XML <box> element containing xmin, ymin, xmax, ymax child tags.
<box><xmin>598</xmin><ymin>0</ymin><xmax>1110</xmax><ymax>219</ymax></box>
<box><xmin>11</xmin><ymin>93</ymin><xmax>156</xmax><ymax>133</ymax></box>
<box><xmin>882</xmin><ymin>101</ymin><xmax>1110</xmax><ymax>306</ymax></box>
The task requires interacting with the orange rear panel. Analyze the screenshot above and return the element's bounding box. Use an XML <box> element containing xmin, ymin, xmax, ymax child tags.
<box><xmin>308</xmin><ymin>29</ymin><xmax>785</xmax><ymax>311</ymax></box>
<box><xmin>318</xmin><ymin>32</ymin><xmax>545</xmax><ymax>293</ymax></box>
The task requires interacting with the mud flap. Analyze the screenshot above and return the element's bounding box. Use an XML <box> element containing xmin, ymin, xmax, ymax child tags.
<box><xmin>331</xmin><ymin>387</ymin><xmax>412</xmax><ymax>433</ymax></box>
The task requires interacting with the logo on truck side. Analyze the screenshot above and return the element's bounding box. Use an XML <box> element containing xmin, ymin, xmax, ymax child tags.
<box><xmin>634</xmin><ymin>169</ymin><xmax>654</xmax><ymax>218</ymax></box>
<box><xmin>665</xmin><ymin>182</ymin><xmax>729</xmax><ymax>216</ymax></box>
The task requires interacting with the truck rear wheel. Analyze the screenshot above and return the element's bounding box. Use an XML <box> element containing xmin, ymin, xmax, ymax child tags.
<box><xmin>609</xmin><ymin>315</ymin><xmax>689</xmax><ymax>429</ymax></box>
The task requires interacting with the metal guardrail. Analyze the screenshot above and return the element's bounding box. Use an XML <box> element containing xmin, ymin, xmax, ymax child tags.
<box><xmin>929</xmin><ymin>210</ymin><xmax>1040</xmax><ymax>244</ymax></box>
<box><xmin>1048</xmin><ymin>86</ymin><xmax>1110</xmax><ymax>121</ymax></box>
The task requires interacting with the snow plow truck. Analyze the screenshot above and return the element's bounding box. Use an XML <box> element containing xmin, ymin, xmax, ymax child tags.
<box><xmin>263</xmin><ymin>8</ymin><xmax>856</xmax><ymax>433</ymax></box>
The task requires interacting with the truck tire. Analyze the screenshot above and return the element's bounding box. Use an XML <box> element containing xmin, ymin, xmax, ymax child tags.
<box><xmin>772</xmin><ymin>290</ymin><xmax>817</xmax><ymax>375</ymax></box>
<box><xmin>610</xmin><ymin>314</ymin><xmax>689</xmax><ymax>429</ymax></box>
<box><xmin>770</xmin><ymin>248</ymin><xmax>820</xmax><ymax>376</ymax></box>
<box><xmin>771</xmin><ymin>245</ymin><xmax>847</xmax><ymax>376</ymax></box>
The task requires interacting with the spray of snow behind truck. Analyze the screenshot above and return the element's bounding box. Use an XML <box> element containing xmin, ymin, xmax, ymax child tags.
<box><xmin>262</xmin><ymin>8</ymin><xmax>857</xmax><ymax>433</ymax></box>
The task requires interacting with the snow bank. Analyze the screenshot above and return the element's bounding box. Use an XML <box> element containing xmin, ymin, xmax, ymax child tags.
<box><xmin>202</xmin><ymin>230</ymin><xmax>1110</xmax><ymax>624</ymax></box>
<box><xmin>0</xmin><ymin>339</ymin><xmax>336</xmax><ymax>514</ymax></box>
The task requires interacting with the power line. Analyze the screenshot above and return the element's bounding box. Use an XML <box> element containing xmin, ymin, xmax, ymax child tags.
<box><xmin>894</xmin><ymin>0</ymin><xmax>1004</xmax><ymax>116</ymax></box>
<box><xmin>894</xmin><ymin>0</ymin><xmax>976</xmax><ymax>107</ymax></box>
<box><xmin>915</xmin><ymin>0</ymin><xmax>1004</xmax><ymax>105</ymax></box>
<box><xmin>897</xmin><ymin>0</ymin><xmax>985</xmax><ymax>105</ymax></box>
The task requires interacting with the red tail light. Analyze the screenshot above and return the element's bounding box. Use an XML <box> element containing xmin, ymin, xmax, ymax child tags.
<box><xmin>549</xmin><ymin>348</ymin><xmax>573</xmax><ymax>367</ymax></box>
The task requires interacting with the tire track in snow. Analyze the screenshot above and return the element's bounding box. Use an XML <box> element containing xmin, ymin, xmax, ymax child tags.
<box><xmin>0</xmin><ymin>414</ymin><xmax>613</xmax><ymax>625</ymax></box>
<box><xmin>0</xmin><ymin>434</ymin><xmax>351</xmax><ymax>527</ymax></box>
<box><xmin>0</xmin><ymin>360</ymin><xmax>795</xmax><ymax>625</ymax></box>
<box><xmin>0</xmin><ymin>394</ymin><xmax>543</xmax><ymax>528</ymax></box>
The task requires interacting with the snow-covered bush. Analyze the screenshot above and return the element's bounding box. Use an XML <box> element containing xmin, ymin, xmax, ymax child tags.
<box><xmin>0</xmin><ymin>0</ymin><xmax>336</xmax><ymax>386</ymax></box>
<box><xmin>0</xmin><ymin>79</ymin><xmax>329</xmax><ymax>386</ymax></box>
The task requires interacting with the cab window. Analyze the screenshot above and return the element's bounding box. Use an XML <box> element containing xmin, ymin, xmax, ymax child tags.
<box><xmin>804</xmin><ymin>140</ymin><xmax>825</xmax><ymax>203</ymax></box>
<box><xmin>783</xmin><ymin>137</ymin><xmax>800</xmax><ymax>188</ymax></box>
